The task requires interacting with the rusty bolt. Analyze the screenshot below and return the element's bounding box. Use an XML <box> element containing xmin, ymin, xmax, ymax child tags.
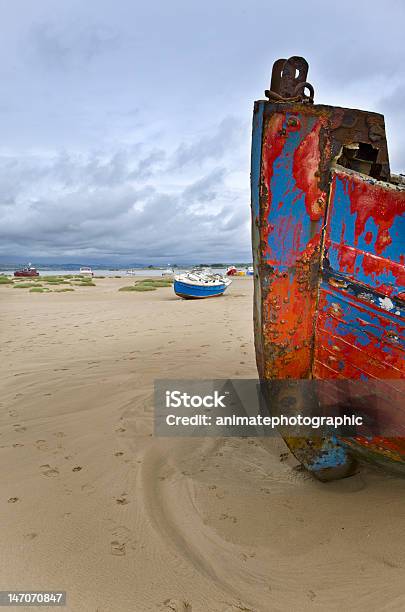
<box><xmin>287</xmin><ymin>117</ymin><xmax>299</xmax><ymax>127</ymax></box>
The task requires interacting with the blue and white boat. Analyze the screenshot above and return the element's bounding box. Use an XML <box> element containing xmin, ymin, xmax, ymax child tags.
<box><xmin>174</xmin><ymin>269</ymin><xmax>232</xmax><ymax>299</ymax></box>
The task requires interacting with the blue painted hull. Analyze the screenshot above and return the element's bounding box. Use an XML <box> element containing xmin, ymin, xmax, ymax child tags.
<box><xmin>174</xmin><ymin>280</ymin><xmax>228</xmax><ymax>299</ymax></box>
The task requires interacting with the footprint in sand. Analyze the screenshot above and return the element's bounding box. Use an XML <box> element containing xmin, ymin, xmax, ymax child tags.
<box><xmin>161</xmin><ymin>600</ymin><xmax>192</xmax><ymax>612</ymax></box>
<box><xmin>23</xmin><ymin>532</ymin><xmax>38</xmax><ymax>540</ymax></box>
<box><xmin>110</xmin><ymin>525</ymin><xmax>136</xmax><ymax>556</ymax></box>
<box><xmin>240</xmin><ymin>552</ymin><xmax>256</xmax><ymax>562</ymax></box>
<box><xmin>35</xmin><ymin>440</ymin><xmax>48</xmax><ymax>451</ymax></box>
<box><xmin>221</xmin><ymin>605</ymin><xmax>255</xmax><ymax>612</ymax></box>
<box><xmin>72</xmin><ymin>466</ymin><xmax>82</xmax><ymax>472</ymax></box>
<box><xmin>13</xmin><ymin>424</ymin><xmax>26</xmax><ymax>433</ymax></box>
<box><xmin>110</xmin><ymin>540</ymin><xmax>126</xmax><ymax>556</ymax></box>
<box><xmin>40</xmin><ymin>464</ymin><xmax>59</xmax><ymax>477</ymax></box>
<box><xmin>54</xmin><ymin>432</ymin><xmax>66</xmax><ymax>449</ymax></box>
<box><xmin>8</xmin><ymin>497</ymin><xmax>19</xmax><ymax>503</ymax></box>
<box><xmin>115</xmin><ymin>494</ymin><xmax>129</xmax><ymax>505</ymax></box>
<box><xmin>112</xmin><ymin>525</ymin><xmax>132</xmax><ymax>539</ymax></box>
<box><xmin>219</xmin><ymin>513</ymin><xmax>238</xmax><ymax>524</ymax></box>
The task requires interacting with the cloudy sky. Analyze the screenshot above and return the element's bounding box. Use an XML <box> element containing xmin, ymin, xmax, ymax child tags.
<box><xmin>1</xmin><ymin>0</ymin><xmax>404</xmax><ymax>264</ymax></box>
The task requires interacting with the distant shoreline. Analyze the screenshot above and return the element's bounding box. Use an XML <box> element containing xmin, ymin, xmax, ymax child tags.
<box><xmin>1</xmin><ymin>264</ymin><xmax>254</xmax><ymax>277</ymax></box>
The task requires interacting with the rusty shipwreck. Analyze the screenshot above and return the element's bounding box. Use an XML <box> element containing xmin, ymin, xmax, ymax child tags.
<box><xmin>251</xmin><ymin>57</ymin><xmax>404</xmax><ymax>481</ymax></box>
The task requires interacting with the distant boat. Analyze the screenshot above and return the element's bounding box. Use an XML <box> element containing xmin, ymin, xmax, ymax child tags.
<box><xmin>226</xmin><ymin>266</ymin><xmax>247</xmax><ymax>276</ymax></box>
<box><xmin>162</xmin><ymin>265</ymin><xmax>174</xmax><ymax>277</ymax></box>
<box><xmin>174</xmin><ymin>269</ymin><xmax>231</xmax><ymax>299</ymax></box>
<box><xmin>79</xmin><ymin>267</ymin><xmax>93</xmax><ymax>277</ymax></box>
<box><xmin>14</xmin><ymin>263</ymin><xmax>39</xmax><ymax>277</ymax></box>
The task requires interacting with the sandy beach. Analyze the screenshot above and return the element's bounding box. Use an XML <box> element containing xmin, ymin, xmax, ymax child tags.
<box><xmin>1</xmin><ymin>276</ymin><xmax>405</xmax><ymax>612</ymax></box>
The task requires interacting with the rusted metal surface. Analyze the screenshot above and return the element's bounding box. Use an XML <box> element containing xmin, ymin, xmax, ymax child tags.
<box><xmin>265</xmin><ymin>56</ymin><xmax>314</xmax><ymax>103</ymax></box>
<box><xmin>251</xmin><ymin>57</ymin><xmax>404</xmax><ymax>480</ymax></box>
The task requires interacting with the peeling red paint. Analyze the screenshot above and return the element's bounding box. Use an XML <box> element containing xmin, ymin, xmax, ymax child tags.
<box><xmin>349</xmin><ymin>176</ymin><xmax>405</xmax><ymax>255</ymax></box>
<box><xmin>362</xmin><ymin>252</ymin><xmax>405</xmax><ymax>289</ymax></box>
<box><xmin>293</xmin><ymin>118</ymin><xmax>327</xmax><ymax>221</ymax></box>
<box><xmin>315</xmin><ymin>308</ymin><xmax>404</xmax><ymax>379</ymax></box>
<box><xmin>365</xmin><ymin>231</ymin><xmax>373</xmax><ymax>245</ymax></box>
<box><xmin>336</xmin><ymin>245</ymin><xmax>357</xmax><ymax>275</ymax></box>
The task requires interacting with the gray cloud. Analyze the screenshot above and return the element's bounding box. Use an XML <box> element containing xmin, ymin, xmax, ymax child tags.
<box><xmin>0</xmin><ymin>126</ymin><xmax>247</xmax><ymax>262</ymax></box>
<box><xmin>183</xmin><ymin>168</ymin><xmax>226</xmax><ymax>203</ymax></box>
<box><xmin>27</xmin><ymin>22</ymin><xmax>120</xmax><ymax>71</ymax></box>
<box><xmin>173</xmin><ymin>118</ymin><xmax>243</xmax><ymax>168</ymax></box>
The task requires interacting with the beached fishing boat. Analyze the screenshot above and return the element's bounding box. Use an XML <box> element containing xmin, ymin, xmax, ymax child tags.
<box><xmin>247</xmin><ymin>266</ymin><xmax>254</xmax><ymax>276</ymax></box>
<box><xmin>251</xmin><ymin>56</ymin><xmax>405</xmax><ymax>480</ymax></box>
<box><xmin>14</xmin><ymin>263</ymin><xmax>39</xmax><ymax>277</ymax></box>
<box><xmin>79</xmin><ymin>267</ymin><xmax>93</xmax><ymax>277</ymax></box>
<box><xmin>174</xmin><ymin>269</ymin><xmax>231</xmax><ymax>299</ymax></box>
